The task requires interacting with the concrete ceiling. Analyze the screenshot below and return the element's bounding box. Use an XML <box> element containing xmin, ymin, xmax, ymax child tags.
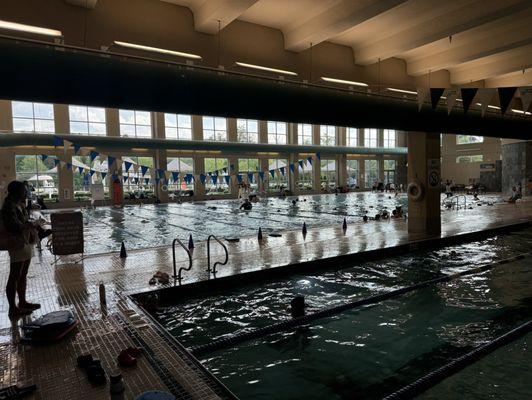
<box><xmin>162</xmin><ymin>0</ymin><xmax>532</xmax><ymax>87</ymax></box>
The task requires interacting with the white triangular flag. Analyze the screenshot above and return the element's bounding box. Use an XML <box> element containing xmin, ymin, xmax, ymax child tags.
<box><xmin>477</xmin><ymin>88</ymin><xmax>496</xmax><ymax>117</ymax></box>
<box><xmin>417</xmin><ymin>87</ymin><xmax>428</xmax><ymax>111</ymax></box>
<box><xmin>519</xmin><ymin>87</ymin><xmax>532</xmax><ymax>113</ymax></box>
<box><xmin>446</xmin><ymin>89</ymin><xmax>459</xmax><ymax>115</ymax></box>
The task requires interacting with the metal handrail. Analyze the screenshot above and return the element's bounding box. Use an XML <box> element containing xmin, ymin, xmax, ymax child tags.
<box><xmin>207</xmin><ymin>235</ymin><xmax>229</xmax><ymax>275</ymax></box>
<box><xmin>172</xmin><ymin>238</ymin><xmax>192</xmax><ymax>284</ymax></box>
<box><xmin>443</xmin><ymin>194</ymin><xmax>467</xmax><ymax>210</ymax></box>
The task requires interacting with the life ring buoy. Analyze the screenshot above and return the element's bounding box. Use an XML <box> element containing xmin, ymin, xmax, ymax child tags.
<box><xmin>407</xmin><ymin>180</ymin><xmax>425</xmax><ymax>202</ymax></box>
<box><xmin>161</xmin><ymin>185</ymin><xmax>168</xmax><ymax>192</ymax></box>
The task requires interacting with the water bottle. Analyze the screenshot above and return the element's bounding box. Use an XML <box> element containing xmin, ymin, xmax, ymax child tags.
<box><xmin>99</xmin><ymin>283</ymin><xmax>106</xmax><ymax>305</ymax></box>
<box><xmin>109</xmin><ymin>374</ymin><xmax>125</xmax><ymax>400</ymax></box>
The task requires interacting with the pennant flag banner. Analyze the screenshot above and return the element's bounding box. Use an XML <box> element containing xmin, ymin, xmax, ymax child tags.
<box><xmin>237</xmin><ymin>174</ymin><xmax>243</xmax><ymax>183</ymax></box>
<box><xmin>446</xmin><ymin>89</ymin><xmax>459</xmax><ymax>115</ymax></box>
<box><xmin>54</xmin><ymin>159</ymin><xmax>60</xmax><ymax>167</ymax></box>
<box><xmin>107</xmin><ymin>156</ymin><xmax>116</xmax><ymax>168</ymax></box>
<box><xmin>133</xmin><ymin>178</ymin><xmax>139</xmax><ymax>184</ymax></box>
<box><xmin>198</xmin><ymin>174</ymin><xmax>205</xmax><ymax>185</ymax></box>
<box><xmin>247</xmin><ymin>172</ymin><xmax>254</xmax><ymax>183</ymax></box>
<box><xmin>89</xmin><ymin>170</ymin><xmax>96</xmax><ymax>177</ymax></box>
<box><xmin>316</xmin><ymin>152</ymin><xmax>321</xmax><ymax>161</ymax></box>
<box><xmin>498</xmin><ymin>87</ymin><xmax>517</xmax><ymax>115</ymax></box>
<box><xmin>53</xmin><ymin>135</ymin><xmax>63</xmax><ymax>147</ymax></box>
<box><xmin>307</xmin><ymin>156</ymin><xmax>313</xmax><ymax>165</ymax></box>
<box><xmin>171</xmin><ymin>172</ymin><xmax>179</xmax><ymax>182</ymax></box>
<box><xmin>519</xmin><ymin>87</ymin><xmax>532</xmax><ymax>113</ymax></box>
<box><xmin>258</xmin><ymin>171</ymin><xmax>265</xmax><ymax>181</ymax></box>
<box><xmin>280</xmin><ymin>167</ymin><xmax>285</xmax><ymax>176</ymax></box>
<box><xmin>186</xmin><ymin>174</ymin><xmax>194</xmax><ymax>184</ymax></box>
<box><xmin>123</xmin><ymin>176</ymin><xmax>128</xmax><ymax>183</ymax></box>
<box><xmin>157</xmin><ymin>169</ymin><xmax>165</xmax><ymax>179</ymax></box>
<box><xmin>289</xmin><ymin>163</ymin><xmax>295</xmax><ymax>174</ymax></box>
<box><xmin>430</xmin><ymin>88</ymin><xmax>445</xmax><ymax>110</ymax></box>
<box><xmin>41</xmin><ymin>154</ymin><xmax>48</xmax><ymax>161</ymax></box>
<box><xmin>230</xmin><ymin>164</ymin><xmax>235</xmax><ymax>172</ymax></box>
<box><xmin>477</xmin><ymin>88</ymin><xmax>496</xmax><ymax>116</ymax></box>
<box><xmin>78</xmin><ymin>166</ymin><xmax>84</xmax><ymax>174</ymax></box>
<box><xmin>269</xmin><ymin>170</ymin><xmax>275</xmax><ymax>179</ymax></box>
<box><xmin>74</xmin><ymin>144</ymin><xmax>82</xmax><ymax>154</ymax></box>
<box><xmin>90</xmin><ymin>151</ymin><xmax>99</xmax><ymax>161</ymax></box>
<box><xmin>223</xmin><ymin>167</ymin><xmax>228</xmax><ymax>174</ymax></box>
<box><xmin>101</xmin><ymin>172</ymin><xmax>107</xmax><ymax>180</ymax></box>
<box><xmin>461</xmin><ymin>88</ymin><xmax>478</xmax><ymax>114</ymax></box>
<box><xmin>140</xmin><ymin>165</ymin><xmax>149</xmax><ymax>176</ymax></box>
<box><xmin>144</xmin><ymin>178</ymin><xmax>150</xmax><ymax>185</ymax></box>
<box><xmin>224</xmin><ymin>175</ymin><xmax>231</xmax><ymax>185</ymax></box>
<box><xmin>124</xmin><ymin>161</ymin><xmax>133</xmax><ymax>172</ymax></box>
<box><xmin>211</xmin><ymin>175</ymin><xmax>218</xmax><ymax>185</ymax></box>
<box><xmin>298</xmin><ymin>160</ymin><xmax>304</xmax><ymax>169</ymax></box>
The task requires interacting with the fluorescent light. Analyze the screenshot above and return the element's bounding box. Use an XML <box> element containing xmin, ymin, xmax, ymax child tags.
<box><xmin>511</xmin><ymin>109</ymin><xmax>531</xmax><ymax>115</ymax></box>
<box><xmin>475</xmin><ymin>103</ymin><xmax>500</xmax><ymax>110</ymax></box>
<box><xmin>0</xmin><ymin>19</ymin><xmax>62</xmax><ymax>37</ymax></box>
<box><xmin>321</xmin><ymin>77</ymin><xmax>368</xmax><ymax>87</ymax></box>
<box><xmin>113</xmin><ymin>41</ymin><xmax>202</xmax><ymax>60</ymax></box>
<box><xmin>235</xmin><ymin>62</ymin><xmax>297</xmax><ymax>76</ymax></box>
<box><xmin>386</xmin><ymin>87</ymin><xmax>417</xmax><ymax>95</ymax></box>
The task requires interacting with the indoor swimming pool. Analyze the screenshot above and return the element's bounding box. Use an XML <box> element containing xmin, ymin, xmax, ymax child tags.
<box><xmin>149</xmin><ymin>228</ymin><xmax>532</xmax><ymax>400</ymax></box>
<box><xmin>56</xmin><ymin>192</ymin><xmax>503</xmax><ymax>254</ymax></box>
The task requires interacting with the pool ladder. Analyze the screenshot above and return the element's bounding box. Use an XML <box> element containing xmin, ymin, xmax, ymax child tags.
<box><xmin>172</xmin><ymin>238</ymin><xmax>192</xmax><ymax>284</ymax></box>
<box><xmin>207</xmin><ymin>235</ymin><xmax>229</xmax><ymax>275</ymax></box>
<box><xmin>443</xmin><ymin>194</ymin><xmax>467</xmax><ymax>210</ymax></box>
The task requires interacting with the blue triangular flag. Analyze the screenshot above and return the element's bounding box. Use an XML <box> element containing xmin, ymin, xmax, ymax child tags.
<box><xmin>107</xmin><ymin>155</ymin><xmax>116</xmax><ymax>168</ymax></box>
<box><xmin>41</xmin><ymin>154</ymin><xmax>48</xmax><ymax>161</ymax></box>
<box><xmin>73</xmin><ymin>144</ymin><xmax>82</xmax><ymax>154</ymax></box>
<box><xmin>89</xmin><ymin>169</ymin><xmax>96</xmax><ymax>177</ymax></box>
<box><xmin>143</xmin><ymin>178</ymin><xmax>149</xmax><ymax>185</ymax></box>
<box><xmin>200</xmin><ymin>174</ymin><xmax>206</xmax><ymax>185</ymax></box>
<box><xmin>124</xmin><ymin>161</ymin><xmax>133</xmax><ymax>172</ymax></box>
<box><xmin>211</xmin><ymin>175</ymin><xmax>218</xmax><ymax>185</ymax></box>
<box><xmin>123</xmin><ymin>175</ymin><xmax>128</xmax><ymax>182</ymax></box>
<box><xmin>223</xmin><ymin>167</ymin><xmax>227</xmax><ymax>174</ymax></box>
<box><xmin>134</xmin><ymin>177</ymin><xmax>139</xmax><ymax>184</ymax></box>
<box><xmin>140</xmin><ymin>165</ymin><xmax>149</xmax><ymax>176</ymax></box>
<box><xmin>248</xmin><ymin>172</ymin><xmax>254</xmax><ymax>183</ymax></box>
<box><xmin>101</xmin><ymin>172</ymin><xmax>107</xmax><ymax>180</ymax></box>
<box><xmin>237</xmin><ymin>174</ymin><xmax>243</xmax><ymax>183</ymax></box>
<box><xmin>90</xmin><ymin>151</ymin><xmax>99</xmax><ymax>161</ymax></box>
<box><xmin>157</xmin><ymin>169</ymin><xmax>165</xmax><ymax>179</ymax></box>
<box><xmin>298</xmin><ymin>160</ymin><xmax>304</xmax><ymax>169</ymax></box>
<box><xmin>224</xmin><ymin>175</ymin><xmax>231</xmax><ymax>185</ymax></box>
<box><xmin>289</xmin><ymin>163</ymin><xmax>295</xmax><ymax>174</ymax></box>
<box><xmin>307</xmin><ymin>156</ymin><xmax>313</xmax><ymax>165</ymax></box>
<box><xmin>269</xmin><ymin>170</ymin><xmax>275</xmax><ymax>179</ymax></box>
<box><xmin>172</xmin><ymin>171</ymin><xmax>179</xmax><ymax>181</ymax></box>
<box><xmin>316</xmin><ymin>152</ymin><xmax>321</xmax><ymax>160</ymax></box>
<box><xmin>66</xmin><ymin>163</ymin><xmax>72</xmax><ymax>171</ymax></box>
<box><xmin>258</xmin><ymin>171</ymin><xmax>265</xmax><ymax>181</ymax></box>
<box><xmin>187</xmin><ymin>173</ymin><xmax>194</xmax><ymax>183</ymax></box>
<box><xmin>78</xmin><ymin>166</ymin><xmax>84</xmax><ymax>174</ymax></box>
<box><xmin>230</xmin><ymin>164</ymin><xmax>235</xmax><ymax>172</ymax></box>
<box><xmin>54</xmin><ymin>159</ymin><xmax>60</xmax><ymax>166</ymax></box>
<box><xmin>53</xmin><ymin>135</ymin><xmax>63</xmax><ymax>147</ymax></box>
<box><xmin>280</xmin><ymin>167</ymin><xmax>285</xmax><ymax>176</ymax></box>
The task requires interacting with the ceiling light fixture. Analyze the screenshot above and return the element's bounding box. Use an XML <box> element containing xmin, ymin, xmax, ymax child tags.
<box><xmin>475</xmin><ymin>103</ymin><xmax>500</xmax><ymax>110</ymax></box>
<box><xmin>0</xmin><ymin>19</ymin><xmax>62</xmax><ymax>37</ymax></box>
<box><xmin>113</xmin><ymin>41</ymin><xmax>202</xmax><ymax>60</ymax></box>
<box><xmin>321</xmin><ymin>77</ymin><xmax>368</xmax><ymax>87</ymax></box>
<box><xmin>386</xmin><ymin>87</ymin><xmax>417</xmax><ymax>95</ymax></box>
<box><xmin>511</xmin><ymin>109</ymin><xmax>531</xmax><ymax>115</ymax></box>
<box><xmin>235</xmin><ymin>62</ymin><xmax>298</xmax><ymax>76</ymax></box>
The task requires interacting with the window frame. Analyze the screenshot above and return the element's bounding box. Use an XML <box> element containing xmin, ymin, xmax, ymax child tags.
<box><xmin>12</xmin><ymin>101</ymin><xmax>55</xmax><ymax>134</ymax></box>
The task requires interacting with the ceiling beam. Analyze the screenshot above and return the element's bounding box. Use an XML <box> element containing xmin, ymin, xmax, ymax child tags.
<box><xmin>407</xmin><ymin>11</ymin><xmax>532</xmax><ymax>75</ymax></box>
<box><xmin>284</xmin><ymin>0</ymin><xmax>408</xmax><ymax>52</ymax></box>
<box><xmin>192</xmin><ymin>0</ymin><xmax>258</xmax><ymax>34</ymax></box>
<box><xmin>354</xmin><ymin>0</ymin><xmax>532</xmax><ymax>65</ymax></box>
<box><xmin>64</xmin><ymin>0</ymin><xmax>98</xmax><ymax>8</ymax></box>
<box><xmin>451</xmin><ymin>45</ymin><xmax>532</xmax><ymax>84</ymax></box>
<box><xmin>485</xmin><ymin>70</ymin><xmax>532</xmax><ymax>88</ymax></box>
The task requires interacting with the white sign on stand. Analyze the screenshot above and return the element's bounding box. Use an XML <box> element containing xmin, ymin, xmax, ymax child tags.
<box><xmin>90</xmin><ymin>183</ymin><xmax>105</xmax><ymax>201</ymax></box>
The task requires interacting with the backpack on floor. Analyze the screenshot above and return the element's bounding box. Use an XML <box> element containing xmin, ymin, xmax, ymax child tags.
<box><xmin>21</xmin><ymin>310</ymin><xmax>78</xmax><ymax>343</ymax></box>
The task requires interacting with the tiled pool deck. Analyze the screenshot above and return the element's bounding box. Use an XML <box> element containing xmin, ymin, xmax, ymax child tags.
<box><xmin>1</xmin><ymin>198</ymin><xmax>532</xmax><ymax>399</ymax></box>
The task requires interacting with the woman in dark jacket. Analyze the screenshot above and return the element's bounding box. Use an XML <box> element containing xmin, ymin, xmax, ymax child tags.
<box><xmin>2</xmin><ymin>180</ymin><xmax>40</xmax><ymax>318</ymax></box>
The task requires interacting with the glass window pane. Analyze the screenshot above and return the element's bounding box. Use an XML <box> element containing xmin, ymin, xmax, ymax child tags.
<box><xmin>35</xmin><ymin>119</ymin><xmax>55</xmax><ymax>133</ymax></box>
<box><xmin>89</xmin><ymin>122</ymin><xmax>106</xmax><ymax>135</ymax></box>
<box><xmin>136</xmin><ymin>125</ymin><xmax>152</xmax><ymax>138</ymax></box>
<box><xmin>119</xmin><ymin>110</ymin><xmax>135</xmax><ymax>124</ymax></box>
<box><xmin>70</xmin><ymin>121</ymin><xmax>88</xmax><ymax>134</ymax></box>
<box><xmin>120</xmin><ymin>124</ymin><xmax>135</xmax><ymax>137</ymax></box>
<box><xmin>88</xmin><ymin>107</ymin><xmax>106</xmax><ymax>123</ymax></box>
<box><xmin>165</xmin><ymin>127</ymin><xmax>178</xmax><ymax>139</ymax></box>
<box><xmin>33</xmin><ymin>103</ymin><xmax>54</xmax><ymax>119</ymax></box>
<box><xmin>135</xmin><ymin>111</ymin><xmax>151</xmax><ymax>125</ymax></box>
<box><xmin>165</xmin><ymin>113</ymin><xmax>177</xmax><ymax>127</ymax></box>
<box><xmin>203</xmin><ymin>117</ymin><xmax>214</xmax><ymax>130</ymax></box>
<box><xmin>214</xmin><ymin>117</ymin><xmax>226</xmax><ymax>131</ymax></box>
<box><xmin>178</xmin><ymin>114</ymin><xmax>191</xmax><ymax>128</ymax></box>
<box><xmin>13</xmin><ymin>118</ymin><xmax>34</xmax><ymax>132</ymax></box>
<box><xmin>69</xmin><ymin>105</ymin><xmax>87</xmax><ymax>121</ymax></box>
<box><xmin>178</xmin><ymin>128</ymin><xmax>192</xmax><ymax>140</ymax></box>
<box><xmin>12</xmin><ymin>101</ymin><xmax>33</xmax><ymax>118</ymax></box>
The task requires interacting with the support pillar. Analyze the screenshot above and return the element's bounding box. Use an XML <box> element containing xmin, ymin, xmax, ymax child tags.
<box><xmin>407</xmin><ymin>132</ymin><xmax>441</xmax><ymax>235</ymax></box>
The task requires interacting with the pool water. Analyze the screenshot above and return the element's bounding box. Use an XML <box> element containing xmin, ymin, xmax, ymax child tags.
<box><xmin>152</xmin><ymin>229</ymin><xmax>532</xmax><ymax>400</ymax></box>
<box><xmin>56</xmin><ymin>192</ymin><xmax>502</xmax><ymax>254</ymax></box>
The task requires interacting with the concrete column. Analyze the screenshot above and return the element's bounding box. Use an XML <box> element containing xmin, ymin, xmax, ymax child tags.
<box><xmin>359</xmin><ymin>159</ymin><xmax>366</xmax><ymax>188</ymax></box>
<box><xmin>153</xmin><ymin>112</ymin><xmax>169</xmax><ymax>202</ymax></box>
<box><xmin>407</xmin><ymin>132</ymin><xmax>441</xmax><ymax>235</ymax></box>
<box><xmin>54</xmin><ymin>104</ymin><xmax>73</xmax><ymax>203</ymax></box>
<box><xmin>228</xmin><ymin>156</ymin><xmax>238</xmax><ymax>198</ymax></box>
<box><xmin>259</xmin><ymin>120</ymin><xmax>268</xmax><ymax>143</ymax></box>
<box><xmin>378</xmin><ymin>155</ymin><xmax>385</xmax><ymax>182</ymax></box>
<box><xmin>0</xmin><ymin>100</ymin><xmax>14</xmax><ymax>202</ymax></box>
<box><xmin>288</xmin><ymin>153</ymin><xmax>297</xmax><ymax>194</ymax></box>
<box><xmin>227</xmin><ymin>118</ymin><xmax>237</xmax><ymax>142</ymax></box>
<box><xmin>191</xmin><ymin>116</ymin><xmax>204</xmax><ymax>198</ymax></box>
<box><xmin>337</xmin><ymin>154</ymin><xmax>347</xmax><ymax>188</ymax></box>
<box><xmin>106</xmin><ymin>108</ymin><xmax>120</xmax><ymax>137</ymax></box>
<box><xmin>259</xmin><ymin>157</ymin><xmax>268</xmax><ymax>194</ymax></box>
<box><xmin>288</xmin><ymin>123</ymin><xmax>297</xmax><ymax>145</ymax></box>
<box><xmin>501</xmin><ymin>139</ymin><xmax>531</xmax><ymax>195</ymax></box>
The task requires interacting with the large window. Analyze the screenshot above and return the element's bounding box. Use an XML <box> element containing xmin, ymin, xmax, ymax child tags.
<box><xmin>267</xmin><ymin>121</ymin><xmax>287</xmax><ymax>144</ymax></box>
<box><xmin>165</xmin><ymin>114</ymin><xmax>192</xmax><ymax>140</ymax></box>
<box><xmin>364</xmin><ymin>159</ymin><xmax>379</xmax><ymax>188</ymax></box>
<box><xmin>204</xmin><ymin>158</ymin><xmax>229</xmax><ymax>195</ymax></box>
<box><xmin>384</xmin><ymin>159</ymin><xmax>396</xmax><ymax>184</ymax></box>
<box><xmin>347</xmin><ymin>128</ymin><xmax>358</xmax><ymax>147</ymax></box>
<box><xmin>12</xmin><ymin>101</ymin><xmax>55</xmax><ymax>133</ymax></box>
<box><xmin>119</xmin><ymin>110</ymin><xmax>152</xmax><ymax>138</ymax></box>
<box><xmin>268</xmin><ymin>159</ymin><xmax>288</xmax><ymax>193</ymax></box>
<box><xmin>122</xmin><ymin>156</ymin><xmax>155</xmax><ymax>198</ymax></box>
<box><xmin>383</xmin><ymin>129</ymin><xmax>396</xmax><ymax>148</ymax></box>
<box><xmin>320</xmin><ymin>159</ymin><xmax>337</xmax><ymax>190</ymax></box>
<box><xmin>298</xmin><ymin>124</ymin><xmax>313</xmax><ymax>145</ymax></box>
<box><xmin>237</xmin><ymin>119</ymin><xmax>259</xmax><ymax>143</ymax></box>
<box><xmin>364</xmin><ymin>128</ymin><xmax>378</xmax><ymax>147</ymax></box>
<box><xmin>203</xmin><ymin>116</ymin><xmax>227</xmax><ymax>141</ymax></box>
<box><xmin>456</xmin><ymin>155</ymin><xmax>484</xmax><ymax>163</ymax></box>
<box><xmin>15</xmin><ymin>155</ymin><xmax>58</xmax><ymax>201</ymax></box>
<box><xmin>238</xmin><ymin>158</ymin><xmax>260</xmax><ymax>190</ymax></box>
<box><xmin>297</xmin><ymin>155</ymin><xmax>313</xmax><ymax>191</ymax></box>
<box><xmin>320</xmin><ymin>125</ymin><xmax>336</xmax><ymax>146</ymax></box>
<box><xmin>69</xmin><ymin>105</ymin><xmax>106</xmax><ymax>136</ymax></box>
<box><xmin>167</xmin><ymin>157</ymin><xmax>194</xmax><ymax>197</ymax></box>
<box><xmin>347</xmin><ymin>159</ymin><xmax>359</xmax><ymax>188</ymax></box>
<box><xmin>72</xmin><ymin>155</ymin><xmax>109</xmax><ymax>201</ymax></box>
<box><xmin>457</xmin><ymin>135</ymin><xmax>483</xmax><ymax>145</ymax></box>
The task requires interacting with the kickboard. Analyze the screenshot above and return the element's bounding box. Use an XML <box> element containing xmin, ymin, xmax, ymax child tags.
<box><xmin>21</xmin><ymin>310</ymin><xmax>78</xmax><ymax>343</ymax></box>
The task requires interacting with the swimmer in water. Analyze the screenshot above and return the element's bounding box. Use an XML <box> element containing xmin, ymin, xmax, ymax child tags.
<box><xmin>239</xmin><ymin>198</ymin><xmax>253</xmax><ymax>211</ymax></box>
